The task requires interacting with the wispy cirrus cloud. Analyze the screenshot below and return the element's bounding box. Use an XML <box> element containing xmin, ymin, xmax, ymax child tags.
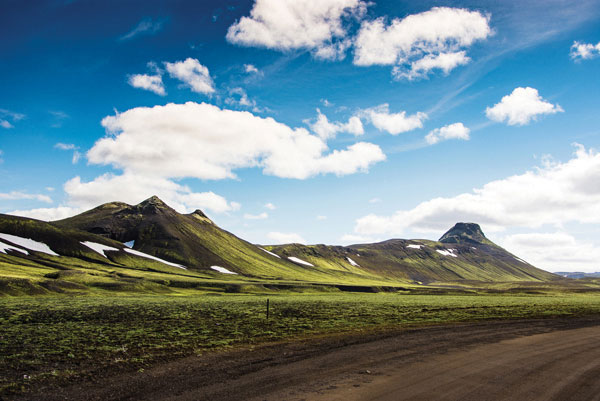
<box><xmin>119</xmin><ymin>17</ymin><xmax>166</xmax><ymax>41</ymax></box>
<box><xmin>0</xmin><ymin>108</ymin><xmax>25</xmax><ymax>129</ymax></box>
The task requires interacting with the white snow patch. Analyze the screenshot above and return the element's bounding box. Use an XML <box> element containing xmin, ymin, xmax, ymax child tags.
<box><xmin>210</xmin><ymin>265</ymin><xmax>237</xmax><ymax>275</ymax></box>
<box><xmin>0</xmin><ymin>240</ymin><xmax>29</xmax><ymax>255</ymax></box>
<box><xmin>0</xmin><ymin>233</ymin><xmax>59</xmax><ymax>256</ymax></box>
<box><xmin>124</xmin><ymin>240</ymin><xmax>135</xmax><ymax>248</ymax></box>
<box><xmin>124</xmin><ymin>248</ymin><xmax>187</xmax><ymax>269</ymax></box>
<box><xmin>407</xmin><ymin>244</ymin><xmax>423</xmax><ymax>249</ymax></box>
<box><xmin>259</xmin><ymin>247</ymin><xmax>280</xmax><ymax>258</ymax></box>
<box><xmin>288</xmin><ymin>256</ymin><xmax>314</xmax><ymax>266</ymax></box>
<box><xmin>436</xmin><ymin>249</ymin><xmax>458</xmax><ymax>258</ymax></box>
<box><xmin>471</xmin><ymin>247</ymin><xmax>477</xmax><ymax>250</ymax></box>
<box><xmin>347</xmin><ymin>257</ymin><xmax>360</xmax><ymax>267</ymax></box>
<box><xmin>514</xmin><ymin>256</ymin><xmax>528</xmax><ymax>264</ymax></box>
<box><xmin>81</xmin><ymin>241</ymin><xmax>119</xmax><ymax>258</ymax></box>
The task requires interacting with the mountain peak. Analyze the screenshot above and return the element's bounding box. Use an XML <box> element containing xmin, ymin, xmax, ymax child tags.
<box><xmin>439</xmin><ymin>222</ymin><xmax>492</xmax><ymax>245</ymax></box>
<box><xmin>136</xmin><ymin>196</ymin><xmax>173</xmax><ymax>215</ymax></box>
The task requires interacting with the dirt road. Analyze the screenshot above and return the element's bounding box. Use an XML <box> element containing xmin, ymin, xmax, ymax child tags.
<box><xmin>28</xmin><ymin>316</ymin><xmax>600</xmax><ymax>401</ymax></box>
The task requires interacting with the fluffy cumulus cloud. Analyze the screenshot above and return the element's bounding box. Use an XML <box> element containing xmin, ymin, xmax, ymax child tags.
<box><xmin>354</xmin><ymin>7</ymin><xmax>491</xmax><ymax>79</ymax></box>
<box><xmin>165</xmin><ymin>58</ymin><xmax>215</xmax><ymax>95</ymax></box>
<box><xmin>485</xmin><ymin>87</ymin><xmax>563</xmax><ymax>126</ymax></box>
<box><xmin>267</xmin><ymin>231</ymin><xmax>306</xmax><ymax>244</ymax></box>
<box><xmin>309</xmin><ymin>109</ymin><xmax>363</xmax><ymax>139</ymax></box>
<box><xmin>354</xmin><ymin>144</ymin><xmax>600</xmax><ymax>236</ymax></box>
<box><xmin>570</xmin><ymin>40</ymin><xmax>600</xmax><ymax>60</ymax></box>
<box><xmin>264</xmin><ymin>202</ymin><xmax>276</xmax><ymax>210</ymax></box>
<box><xmin>359</xmin><ymin>104</ymin><xmax>427</xmax><ymax>135</ymax></box>
<box><xmin>226</xmin><ymin>0</ymin><xmax>366</xmax><ymax>60</ymax></box>
<box><xmin>425</xmin><ymin>122</ymin><xmax>470</xmax><ymax>145</ymax></box>
<box><xmin>128</xmin><ymin>73</ymin><xmax>166</xmax><ymax>95</ymax></box>
<box><xmin>0</xmin><ymin>191</ymin><xmax>52</xmax><ymax>203</ymax></box>
<box><xmin>497</xmin><ymin>232</ymin><xmax>600</xmax><ymax>272</ymax></box>
<box><xmin>89</xmin><ymin>102</ymin><xmax>385</xmax><ymax>180</ymax></box>
<box><xmin>10</xmin><ymin>173</ymin><xmax>241</xmax><ymax>222</ymax></box>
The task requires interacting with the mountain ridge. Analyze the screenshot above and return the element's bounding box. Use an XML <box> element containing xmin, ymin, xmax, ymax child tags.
<box><xmin>0</xmin><ymin>196</ymin><xmax>558</xmax><ymax>295</ymax></box>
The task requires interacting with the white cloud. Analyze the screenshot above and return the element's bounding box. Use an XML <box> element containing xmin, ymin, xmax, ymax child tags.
<box><xmin>308</xmin><ymin>108</ymin><xmax>363</xmax><ymax>140</ymax></box>
<box><xmin>72</xmin><ymin>151</ymin><xmax>82</xmax><ymax>164</ymax></box>
<box><xmin>128</xmin><ymin>73</ymin><xmax>166</xmax><ymax>96</ymax></box>
<box><xmin>354</xmin><ymin>7</ymin><xmax>491</xmax><ymax>79</ymax></box>
<box><xmin>225</xmin><ymin>87</ymin><xmax>257</xmax><ymax>109</ymax></box>
<box><xmin>1</xmin><ymin>120</ymin><xmax>14</xmax><ymax>129</ymax></box>
<box><xmin>264</xmin><ymin>202</ymin><xmax>276</xmax><ymax>210</ymax></box>
<box><xmin>368</xmin><ymin>197</ymin><xmax>381</xmax><ymax>204</ymax></box>
<box><xmin>119</xmin><ymin>17</ymin><xmax>164</xmax><ymax>41</ymax></box>
<box><xmin>267</xmin><ymin>231</ymin><xmax>306</xmax><ymax>244</ymax></box>
<box><xmin>497</xmin><ymin>232</ymin><xmax>600</xmax><ymax>272</ymax></box>
<box><xmin>9</xmin><ymin>173</ymin><xmax>241</xmax><ymax>221</ymax></box>
<box><xmin>244</xmin><ymin>64</ymin><xmax>261</xmax><ymax>75</ymax></box>
<box><xmin>354</xmin><ymin>144</ymin><xmax>600</xmax><ymax>236</ymax></box>
<box><xmin>164</xmin><ymin>58</ymin><xmax>215</xmax><ymax>95</ymax></box>
<box><xmin>485</xmin><ymin>87</ymin><xmax>563</xmax><ymax>126</ymax></box>
<box><xmin>359</xmin><ymin>104</ymin><xmax>427</xmax><ymax>135</ymax></box>
<box><xmin>425</xmin><ymin>122</ymin><xmax>470</xmax><ymax>145</ymax></box>
<box><xmin>316</xmin><ymin>215</ymin><xmax>327</xmax><ymax>220</ymax></box>
<box><xmin>54</xmin><ymin>143</ymin><xmax>76</xmax><ymax>151</ymax></box>
<box><xmin>226</xmin><ymin>0</ymin><xmax>366</xmax><ymax>59</ymax></box>
<box><xmin>49</xmin><ymin>111</ymin><xmax>69</xmax><ymax>128</ymax></box>
<box><xmin>90</xmin><ymin>102</ymin><xmax>385</xmax><ymax>180</ymax></box>
<box><xmin>393</xmin><ymin>51</ymin><xmax>470</xmax><ymax>80</ymax></box>
<box><xmin>62</xmin><ymin>173</ymin><xmax>240</xmax><ymax>215</ymax></box>
<box><xmin>0</xmin><ymin>191</ymin><xmax>52</xmax><ymax>204</ymax></box>
<box><xmin>54</xmin><ymin>143</ymin><xmax>81</xmax><ymax>164</ymax></box>
<box><xmin>570</xmin><ymin>40</ymin><xmax>600</xmax><ymax>60</ymax></box>
<box><xmin>9</xmin><ymin>206</ymin><xmax>83</xmax><ymax>221</ymax></box>
<box><xmin>0</xmin><ymin>109</ymin><xmax>25</xmax><ymax>129</ymax></box>
<box><xmin>244</xmin><ymin>212</ymin><xmax>269</xmax><ymax>220</ymax></box>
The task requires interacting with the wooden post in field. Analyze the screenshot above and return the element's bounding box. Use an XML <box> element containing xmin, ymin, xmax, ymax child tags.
<box><xmin>266</xmin><ymin>298</ymin><xmax>270</xmax><ymax>320</ymax></box>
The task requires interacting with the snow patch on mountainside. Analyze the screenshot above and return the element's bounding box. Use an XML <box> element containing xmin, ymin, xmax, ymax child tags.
<box><xmin>0</xmin><ymin>233</ymin><xmax>59</xmax><ymax>256</ymax></box>
<box><xmin>407</xmin><ymin>244</ymin><xmax>423</xmax><ymax>249</ymax></box>
<box><xmin>347</xmin><ymin>257</ymin><xmax>360</xmax><ymax>267</ymax></box>
<box><xmin>210</xmin><ymin>265</ymin><xmax>237</xmax><ymax>274</ymax></box>
<box><xmin>288</xmin><ymin>256</ymin><xmax>314</xmax><ymax>266</ymax></box>
<box><xmin>124</xmin><ymin>248</ymin><xmax>187</xmax><ymax>269</ymax></box>
<box><xmin>259</xmin><ymin>247</ymin><xmax>280</xmax><ymax>258</ymax></box>
<box><xmin>81</xmin><ymin>241</ymin><xmax>119</xmax><ymax>258</ymax></box>
<box><xmin>437</xmin><ymin>249</ymin><xmax>458</xmax><ymax>258</ymax></box>
<box><xmin>0</xmin><ymin>240</ymin><xmax>29</xmax><ymax>255</ymax></box>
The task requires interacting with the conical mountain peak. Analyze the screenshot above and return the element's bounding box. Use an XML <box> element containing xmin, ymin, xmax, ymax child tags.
<box><xmin>439</xmin><ymin>222</ymin><xmax>492</xmax><ymax>245</ymax></box>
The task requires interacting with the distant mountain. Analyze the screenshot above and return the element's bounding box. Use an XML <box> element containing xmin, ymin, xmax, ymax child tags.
<box><xmin>555</xmin><ymin>272</ymin><xmax>600</xmax><ymax>279</ymax></box>
<box><xmin>0</xmin><ymin>197</ymin><xmax>558</xmax><ymax>295</ymax></box>
<box><xmin>267</xmin><ymin>222</ymin><xmax>554</xmax><ymax>284</ymax></box>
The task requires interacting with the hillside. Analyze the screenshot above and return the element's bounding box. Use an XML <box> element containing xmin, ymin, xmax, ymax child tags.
<box><xmin>0</xmin><ymin>197</ymin><xmax>559</xmax><ymax>295</ymax></box>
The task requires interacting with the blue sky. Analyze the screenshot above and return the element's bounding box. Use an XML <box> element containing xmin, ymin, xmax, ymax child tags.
<box><xmin>2</xmin><ymin>0</ymin><xmax>600</xmax><ymax>272</ymax></box>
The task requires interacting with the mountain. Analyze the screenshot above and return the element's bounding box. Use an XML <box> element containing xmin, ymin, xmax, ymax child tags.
<box><xmin>0</xmin><ymin>197</ymin><xmax>558</xmax><ymax>295</ymax></box>
<box><xmin>555</xmin><ymin>272</ymin><xmax>600</xmax><ymax>279</ymax></box>
<box><xmin>439</xmin><ymin>222</ymin><xmax>494</xmax><ymax>246</ymax></box>
<box><xmin>267</xmin><ymin>222</ymin><xmax>555</xmax><ymax>284</ymax></box>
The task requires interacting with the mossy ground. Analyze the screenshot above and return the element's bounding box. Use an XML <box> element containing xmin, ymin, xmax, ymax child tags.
<box><xmin>2</xmin><ymin>291</ymin><xmax>600</xmax><ymax>396</ymax></box>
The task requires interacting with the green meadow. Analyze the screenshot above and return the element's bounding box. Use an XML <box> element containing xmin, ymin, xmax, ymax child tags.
<box><xmin>2</xmin><ymin>290</ymin><xmax>600</xmax><ymax>396</ymax></box>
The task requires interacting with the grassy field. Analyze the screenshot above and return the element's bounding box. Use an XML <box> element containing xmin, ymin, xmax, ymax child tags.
<box><xmin>2</xmin><ymin>290</ymin><xmax>600</xmax><ymax>396</ymax></box>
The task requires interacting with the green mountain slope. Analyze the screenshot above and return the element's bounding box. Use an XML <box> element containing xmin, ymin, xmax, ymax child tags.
<box><xmin>266</xmin><ymin>223</ymin><xmax>556</xmax><ymax>284</ymax></box>
<box><xmin>0</xmin><ymin>197</ymin><xmax>558</xmax><ymax>295</ymax></box>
